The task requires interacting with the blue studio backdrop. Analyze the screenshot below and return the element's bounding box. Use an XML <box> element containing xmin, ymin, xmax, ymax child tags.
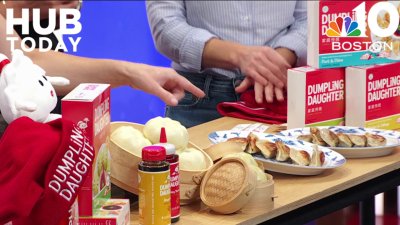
<box><xmin>69</xmin><ymin>1</ymin><xmax>170</xmax><ymax>124</ymax></box>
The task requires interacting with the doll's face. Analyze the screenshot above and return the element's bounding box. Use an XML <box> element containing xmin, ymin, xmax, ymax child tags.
<box><xmin>15</xmin><ymin>66</ymin><xmax>57</xmax><ymax>121</ymax></box>
<box><xmin>0</xmin><ymin>50</ymin><xmax>57</xmax><ymax>123</ymax></box>
<box><xmin>20</xmin><ymin>73</ymin><xmax>57</xmax><ymax>120</ymax></box>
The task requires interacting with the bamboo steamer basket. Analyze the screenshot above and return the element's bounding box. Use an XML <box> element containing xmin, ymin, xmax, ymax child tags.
<box><xmin>217</xmin><ymin>154</ymin><xmax>274</xmax><ymax>212</ymax></box>
<box><xmin>109</xmin><ymin>121</ymin><xmax>213</xmax><ymax>204</ymax></box>
<box><xmin>200</xmin><ymin>157</ymin><xmax>257</xmax><ymax>214</ymax></box>
<box><xmin>243</xmin><ymin>174</ymin><xmax>274</xmax><ymax>212</ymax></box>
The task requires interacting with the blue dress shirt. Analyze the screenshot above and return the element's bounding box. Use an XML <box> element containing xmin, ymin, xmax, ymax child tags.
<box><xmin>146</xmin><ymin>1</ymin><xmax>307</xmax><ymax>78</ymax></box>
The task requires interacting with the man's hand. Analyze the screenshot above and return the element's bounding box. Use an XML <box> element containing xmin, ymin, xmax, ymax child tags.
<box><xmin>236</xmin><ymin>77</ymin><xmax>285</xmax><ymax>104</ymax></box>
<box><xmin>202</xmin><ymin>39</ymin><xmax>290</xmax><ymax>89</ymax></box>
<box><xmin>275</xmin><ymin>47</ymin><xmax>297</xmax><ymax>67</ymax></box>
<box><xmin>235</xmin><ymin>47</ymin><xmax>296</xmax><ymax>103</ymax></box>
<box><xmin>236</xmin><ymin>45</ymin><xmax>290</xmax><ymax>89</ymax></box>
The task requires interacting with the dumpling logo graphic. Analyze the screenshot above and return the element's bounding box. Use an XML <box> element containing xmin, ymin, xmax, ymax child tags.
<box><xmin>326</xmin><ymin>16</ymin><xmax>361</xmax><ymax>37</ymax></box>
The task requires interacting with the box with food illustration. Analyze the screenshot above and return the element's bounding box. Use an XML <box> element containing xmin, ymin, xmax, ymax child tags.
<box><xmin>79</xmin><ymin>199</ymin><xmax>130</xmax><ymax>225</ymax></box>
<box><xmin>288</xmin><ymin>66</ymin><xmax>345</xmax><ymax>129</ymax></box>
<box><xmin>62</xmin><ymin>83</ymin><xmax>111</xmax><ymax>216</ymax></box>
<box><xmin>308</xmin><ymin>0</ymin><xmax>400</xmax><ymax>68</ymax></box>
<box><xmin>346</xmin><ymin>62</ymin><xmax>400</xmax><ymax>130</ymax></box>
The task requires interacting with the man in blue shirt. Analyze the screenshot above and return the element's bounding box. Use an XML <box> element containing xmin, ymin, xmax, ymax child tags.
<box><xmin>146</xmin><ymin>1</ymin><xmax>307</xmax><ymax>127</ymax></box>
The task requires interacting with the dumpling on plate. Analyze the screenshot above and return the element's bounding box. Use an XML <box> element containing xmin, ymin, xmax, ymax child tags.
<box><xmin>310</xmin><ymin>127</ymin><xmax>327</xmax><ymax>146</ymax></box>
<box><xmin>337</xmin><ymin>133</ymin><xmax>353</xmax><ymax>147</ymax></box>
<box><xmin>265</xmin><ymin>125</ymin><xmax>287</xmax><ymax>134</ymax></box>
<box><xmin>312</xmin><ymin>134</ymin><xmax>327</xmax><ymax>146</ymax></box>
<box><xmin>365</xmin><ymin>133</ymin><xmax>387</xmax><ymax>147</ymax></box>
<box><xmin>245</xmin><ymin>132</ymin><xmax>260</xmax><ymax>154</ymax></box>
<box><xmin>297</xmin><ymin>134</ymin><xmax>313</xmax><ymax>143</ymax></box>
<box><xmin>227</xmin><ymin>137</ymin><xmax>249</xmax><ymax>151</ymax></box>
<box><xmin>289</xmin><ymin>148</ymin><xmax>310</xmax><ymax>166</ymax></box>
<box><xmin>348</xmin><ymin>134</ymin><xmax>367</xmax><ymax>147</ymax></box>
<box><xmin>256</xmin><ymin>140</ymin><xmax>277</xmax><ymax>159</ymax></box>
<box><xmin>275</xmin><ymin>140</ymin><xmax>290</xmax><ymax>162</ymax></box>
<box><xmin>320</xmin><ymin>128</ymin><xmax>339</xmax><ymax>147</ymax></box>
<box><xmin>310</xmin><ymin>145</ymin><xmax>325</xmax><ymax>167</ymax></box>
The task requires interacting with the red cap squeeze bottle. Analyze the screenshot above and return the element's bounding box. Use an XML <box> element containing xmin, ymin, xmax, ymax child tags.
<box><xmin>156</xmin><ymin>127</ymin><xmax>180</xmax><ymax>223</ymax></box>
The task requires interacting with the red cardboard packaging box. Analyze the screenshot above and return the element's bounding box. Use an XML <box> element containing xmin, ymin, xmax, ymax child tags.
<box><xmin>288</xmin><ymin>66</ymin><xmax>345</xmax><ymax>129</ymax></box>
<box><xmin>79</xmin><ymin>199</ymin><xmax>130</xmax><ymax>225</ymax></box>
<box><xmin>346</xmin><ymin>63</ymin><xmax>400</xmax><ymax>130</ymax></box>
<box><xmin>307</xmin><ymin>1</ymin><xmax>400</xmax><ymax>68</ymax></box>
<box><xmin>62</xmin><ymin>83</ymin><xmax>111</xmax><ymax>216</ymax></box>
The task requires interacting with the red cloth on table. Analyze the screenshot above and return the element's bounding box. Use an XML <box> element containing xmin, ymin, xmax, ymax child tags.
<box><xmin>217</xmin><ymin>90</ymin><xmax>287</xmax><ymax>124</ymax></box>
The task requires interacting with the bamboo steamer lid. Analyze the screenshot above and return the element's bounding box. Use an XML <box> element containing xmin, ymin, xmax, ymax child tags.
<box><xmin>204</xmin><ymin>141</ymin><xmax>245</xmax><ymax>162</ymax></box>
<box><xmin>200</xmin><ymin>157</ymin><xmax>257</xmax><ymax>214</ymax></box>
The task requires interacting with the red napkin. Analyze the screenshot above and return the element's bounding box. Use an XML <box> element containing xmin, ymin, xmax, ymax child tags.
<box><xmin>217</xmin><ymin>90</ymin><xmax>287</xmax><ymax>124</ymax></box>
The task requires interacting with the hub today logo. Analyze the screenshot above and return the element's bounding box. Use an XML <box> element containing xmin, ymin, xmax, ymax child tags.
<box><xmin>322</xmin><ymin>1</ymin><xmax>400</xmax><ymax>53</ymax></box>
<box><xmin>6</xmin><ymin>8</ymin><xmax>82</xmax><ymax>52</ymax></box>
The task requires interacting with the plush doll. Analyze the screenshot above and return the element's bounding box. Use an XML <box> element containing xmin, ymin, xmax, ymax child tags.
<box><xmin>0</xmin><ymin>49</ymin><xmax>69</xmax><ymax>124</ymax></box>
<box><xmin>0</xmin><ymin>50</ymin><xmax>94</xmax><ymax>225</ymax></box>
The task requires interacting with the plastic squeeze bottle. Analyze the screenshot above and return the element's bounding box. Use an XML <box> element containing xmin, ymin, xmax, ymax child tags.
<box><xmin>156</xmin><ymin>127</ymin><xmax>180</xmax><ymax>223</ymax></box>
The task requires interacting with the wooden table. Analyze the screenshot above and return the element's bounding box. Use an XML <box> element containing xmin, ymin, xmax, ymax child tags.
<box><xmin>128</xmin><ymin>117</ymin><xmax>400</xmax><ymax>225</ymax></box>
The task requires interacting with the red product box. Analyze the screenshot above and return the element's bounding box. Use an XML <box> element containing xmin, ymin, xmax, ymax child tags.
<box><xmin>288</xmin><ymin>66</ymin><xmax>345</xmax><ymax>129</ymax></box>
<box><xmin>308</xmin><ymin>0</ymin><xmax>400</xmax><ymax>68</ymax></box>
<box><xmin>79</xmin><ymin>199</ymin><xmax>130</xmax><ymax>225</ymax></box>
<box><xmin>346</xmin><ymin>63</ymin><xmax>400</xmax><ymax>130</ymax></box>
<box><xmin>62</xmin><ymin>83</ymin><xmax>111</xmax><ymax>216</ymax></box>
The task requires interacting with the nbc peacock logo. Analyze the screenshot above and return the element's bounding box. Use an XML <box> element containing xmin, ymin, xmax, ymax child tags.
<box><xmin>326</xmin><ymin>16</ymin><xmax>361</xmax><ymax>37</ymax></box>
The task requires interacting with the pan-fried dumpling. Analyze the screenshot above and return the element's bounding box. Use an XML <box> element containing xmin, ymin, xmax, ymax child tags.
<box><xmin>348</xmin><ymin>134</ymin><xmax>367</xmax><ymax>147</ymax></box>
<box><xmin>365</xmin><ymin>133</ymin><xmax>387</xmax><ymax>147</ymax></box>
<box><xmin>297</xmin><ymin>134</ymin><xmax>313</xmax><ymax>143</ymax></box>
<box><xmin>310</xmin><ymin>145</ymin><xmax>325</xmax><ymax>167</ymax></box>
<box><xmin>337</xmin><ymin>133</ymin><xmax>353</xmax><ymax>147</ymax></box>
<box><xmin>227</xmin><ymin>137</ymin><xmax>249</xmax><ymax>151</ymax></box>
<box><xmin>310</xmin><ymin>127</ymin><xmax>327</xmax><ymax>146</ymax></box>
<box><xmin>289</xmin><ymin>148</ymin><xmax>310</xmax><ymax>166</ymax></box>
<box><xmin>256</xmin><ymin>140</ymin><xmax>277</xmax><ymax>159</ymax></box>
<box><xmin>245</xmin><ymin>132</ymin><xmax>260</xmax><ymax>154</ymax></box>
<box><xmin>312</xmin><ymin>134</ymin><xmax>327</xmax><ymax>146</ymax></box>
<box><xmin>265</xmin><ymin>125</ymin><xmax>287</xmax><ymax>134</ymax></box>
<box><xmin>275</xmin><ymin>140</ymin><xmax>290</xmax><ymax>162</ymax></box>
<box><xmin>320</xmin><ymin>128</ymin><xmax>339</xmax><ymax>147</ymax></box>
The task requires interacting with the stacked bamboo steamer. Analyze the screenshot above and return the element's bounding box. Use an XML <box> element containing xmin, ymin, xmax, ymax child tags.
<box><xmin>200</xmin><ymin>157</ymin><xmax>257</xmax><ymax>214</ymax></box>
<box><xmin>109</xmin><ymin>118</ymin><xmax>274</xmax><ymax>212</ymax></box>
<box><xmin>201</xmin><ymin>142</ymin><xmax>275</xmax><ymax>214</ymax></box>
<box><xmin>109</xmin><ymin>121</ymin><xmax>213</xmax><ymax>204</ymax></box>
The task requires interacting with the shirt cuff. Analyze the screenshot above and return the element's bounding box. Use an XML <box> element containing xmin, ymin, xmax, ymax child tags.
<box><xmin>274</xmin><ymin>35</ymin><xmax>307</xmax><ymax>67</ymax></box>
<box><xmin>179</xmin><ymin>29</ymin><xmax>217</xmax><ymax>71</ymax></box>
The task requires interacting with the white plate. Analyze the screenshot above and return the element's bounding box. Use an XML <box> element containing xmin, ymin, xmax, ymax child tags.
<box><xmin>279</xmin><ymin>126</ymin><xmax>400</xmax><ymax>158</ymax></box>
<box><xmin>208</xmin><ymin>131</ymin><xmax>346</xmax><ymax>175</ymax></box>
<box><xmin>209</xmin><ymin>130</ymin><xmax>253</xmax><ymax>144</ymax></box>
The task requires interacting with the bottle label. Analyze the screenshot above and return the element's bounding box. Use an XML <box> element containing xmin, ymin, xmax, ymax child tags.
<box><xmin>169</xmin><ymin>161</ymin><xmax>180</xmax><ymax>219</ymax></box>
<box><xmin>138</xmin><ymin>170</ymin><xmax>171</xmax><ymax>225</ymax></box>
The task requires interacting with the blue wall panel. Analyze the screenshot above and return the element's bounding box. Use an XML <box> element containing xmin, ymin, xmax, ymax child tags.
<box><xmin>70</xmin><ymin>1</ymin><xmax>171</xmax><ymax>124</ymax></box>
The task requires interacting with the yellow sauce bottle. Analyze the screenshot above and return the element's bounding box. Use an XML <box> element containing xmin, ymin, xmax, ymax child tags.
<box><xmin>138</xmin><ymin>146</ymin><xmax>171</xmax><ymax>225</ymax></box>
